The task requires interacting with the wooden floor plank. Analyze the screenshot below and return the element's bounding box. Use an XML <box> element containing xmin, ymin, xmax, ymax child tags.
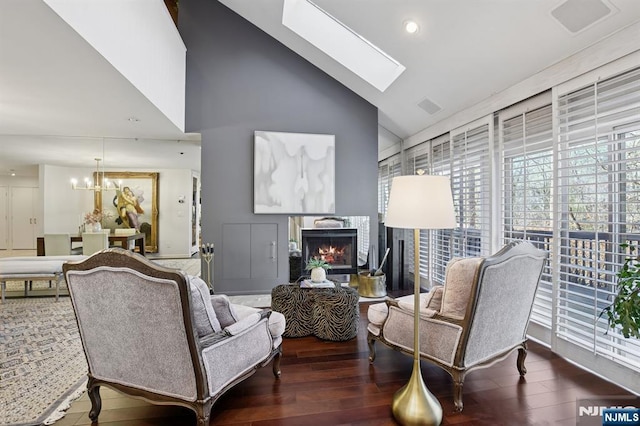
<box><xmin>55</xmin><ymin>301</ymin><xmax>636</xmax><ymax>425</ymax></box>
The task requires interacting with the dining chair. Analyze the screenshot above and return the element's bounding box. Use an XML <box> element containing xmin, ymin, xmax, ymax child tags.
<box><xmin>44</xmin><ymin>233</ymin><xmax>72</xmax><ymax>255</ymax></box>
<box><xmin>114</xmin><ymin>228</ymin><xmax>136</xmax><ymax>250</ymax></box>
<box><xmin>41</xmin><ymin>233</ymin><xmax>75</xmax><ymax>288</ymax></box>
<box><xmin>82</xmin><ymin>232</ymin><xmax>109</xmax><ymax>255</ymax></box>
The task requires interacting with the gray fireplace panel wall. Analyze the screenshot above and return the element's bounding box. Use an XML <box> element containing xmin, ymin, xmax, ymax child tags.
<box><xmin>181</xmin><ymin>0</ymin><xmax>379</xmax><ymax>294</ymax></box>
<box><xmin>222</xmin><ymin>224</ymin><xmax>278</xmax><ymax>280</ymax></box>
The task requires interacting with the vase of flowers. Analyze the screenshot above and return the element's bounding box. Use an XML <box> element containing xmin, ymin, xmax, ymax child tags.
<box><xmin>305</xmin><ymin>257</ymin><xmax>331</xmax><ymax>283</ymax></box>
<box><xmin>84</xmin><ymin>209</ymin><xmax>108</xmax><ymax>232</ymax></box>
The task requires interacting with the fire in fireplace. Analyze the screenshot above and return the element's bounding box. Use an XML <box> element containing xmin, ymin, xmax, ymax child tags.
<box><xmin>301</xmin><ymin>228</ymin><xmax>358</xmax><ymax>275</ymax></box>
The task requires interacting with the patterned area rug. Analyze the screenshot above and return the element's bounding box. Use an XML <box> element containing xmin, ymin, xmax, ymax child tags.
<box><xmin>0</xmin><ymin>298</ymin><xmax>87</xmax><ymax>426</ymax></box>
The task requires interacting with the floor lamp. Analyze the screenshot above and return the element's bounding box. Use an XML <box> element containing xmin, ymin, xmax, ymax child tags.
<box><xmin>385</xmin><ymin>172</ymin><xmax>456</xmax><ymax>426</ymax></box>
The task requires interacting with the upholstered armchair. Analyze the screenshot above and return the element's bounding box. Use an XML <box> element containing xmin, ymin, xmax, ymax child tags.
<box><xmin>367</xmin><ymin>240</ymin><xmax>547</xmax><ymax>412</ymax></box>
<box><xmin>63</xmin><ymin>248</ymin><xmax>285</xmax><ymax>426</ymax></box>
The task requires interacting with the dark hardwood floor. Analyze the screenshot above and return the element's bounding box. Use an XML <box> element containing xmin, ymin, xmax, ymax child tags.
<box><xmin>56</xmin><ymin>302</ymin><xmax>635</xmax><ymax>426</ymax></box>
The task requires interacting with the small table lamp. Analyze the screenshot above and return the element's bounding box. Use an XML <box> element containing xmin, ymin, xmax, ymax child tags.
<box><xmin>385</xmin><ymin>171</ymin><xmax>456</xmax><ymax>426</ymax></box>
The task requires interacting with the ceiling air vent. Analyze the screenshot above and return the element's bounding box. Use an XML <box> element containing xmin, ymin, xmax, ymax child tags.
<box><xmin>418</xmin><ymin>97</ymin><xmax>442</xmax><ymax>115</ymax></box>
<box><xmin>551</xmin><ymin>0</ymin><xmax>614</xmax><ymax>34</ymax></box>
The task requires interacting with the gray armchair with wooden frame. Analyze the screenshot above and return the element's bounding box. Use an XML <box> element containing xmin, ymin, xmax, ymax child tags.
<box><xmin>367</xmin><ymin>240</ymin><xmax>547</xmax><ymax>412</ymax></box>
<box><xmin>63</xmin><ymin>248</ymin><xmax>285</xmax><ymax>425</ymax></box>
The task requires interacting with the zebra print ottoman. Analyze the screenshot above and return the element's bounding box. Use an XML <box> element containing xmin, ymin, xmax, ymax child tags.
<box><xmin>271</xmin><ymin>283</ymin><xmax>359</xmax><ymax>341</ymax></box>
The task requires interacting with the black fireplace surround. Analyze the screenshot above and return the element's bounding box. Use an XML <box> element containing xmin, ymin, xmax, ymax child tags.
<box><xmin>301</xmin><ymin>228</ymin><xmax>358</xmax><ymax>275</ymax></box>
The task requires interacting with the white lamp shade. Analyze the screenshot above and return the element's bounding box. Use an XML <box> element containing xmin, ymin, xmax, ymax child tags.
<box><xmin>385</xmin><ymin>174</ymin><xmax>456</xmax><ymax>229</ymax></box>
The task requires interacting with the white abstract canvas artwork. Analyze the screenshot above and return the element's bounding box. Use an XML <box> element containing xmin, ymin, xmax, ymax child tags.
<box><xmin>254</xmin><ymin>131</ymin><xmax>335</xmax><ymax>214</ymax></box>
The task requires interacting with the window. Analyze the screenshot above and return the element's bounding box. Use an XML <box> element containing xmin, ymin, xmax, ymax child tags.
<box><xmin>430</xmin><ymin>137</ymin><xmax>453</xmax><ymax>284</ymax></box>
<box><xmin>557</xmin><ymin>67</ymin><xmax>640</xmax><ymax>370</ymax></box>
<box><xmin>500</xmin><ymin>103</ymin><xmax>554</xmax><ymax>330</ymax></box>
<box><xmin>404</xmin><ymin>142</ymin><xmax>431</xmax><ymax>281</ymax></box>
<box><xmin>376</xmin><ymin>58</ymin><xmax>640</xmax><ymax>394</ymax></box>
<box><xmin>450</xmin><ymin>120</ymin><xmax>492</xmax><ymax>259</ymax></box>
<box><xmin>282</xmin><ymin>0</ymin><xmax>405</xmax><ymax>91</ymax></box>
<box><xmin>397</xmin><ymin>120</ymin><xmax>494</xmax><ymax>286</ymax></box>
<box><xmin>349</xmin><ymin>215</ymin><xmax>370</xmax><ymax>265</ymax></box>
<box><xmin>377</xmin><ymin>154</ymin><xmax>401</xmax><ymax>220</ymax></box>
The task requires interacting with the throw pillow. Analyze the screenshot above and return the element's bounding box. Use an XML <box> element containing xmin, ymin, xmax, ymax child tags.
<box><xmin>423</xmin><ymin>286</ymin><xmax>444</xmax><ymax>311</ymax></box>
<box><xmin>188</xmin><ymin>275</ymin><xmax>222</xmax><ymax>335</ymax></box>
<box><xmin>440</xmin><ymin>257</ymin><xmax>483</xmax><ymax>320</ymax></box>
<box><xmin>224</xmin><ymin>312</ymin><xmax>262</xmax><ymax>336</ymax></box>
<box><xmin>210</xmin><ymin>294</ymin><xmax>238</xmax><ymax>328</ymax></box>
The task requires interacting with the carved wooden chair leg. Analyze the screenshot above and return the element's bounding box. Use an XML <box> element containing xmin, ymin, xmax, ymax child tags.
<box><xmin>367</xmin><ymin>333</ymin><xmax>377</xmax><ymax>363</ymax></box>
<box><xmin>272</xmin><ymin>347</ymin><xmax>282</xmax><ymax>378</ymax></box>
<box><xmin>517</xmin><ymin>341</ymin><xmax>528</xmax><ymax>376</ymax></box>
<box><xmin>451</xmin><ymin>370</ymin><xmax>465</xmax><ymax>412</ymax></box>
<box><xmin>195</xmin><ymin>400</ymin><xmax>213</xmax><ymax>426</ymax></box>
<box><xmin>87</xmin><ymin>382</ymin><xmax>102</xmax><ymax>421</ymax></box>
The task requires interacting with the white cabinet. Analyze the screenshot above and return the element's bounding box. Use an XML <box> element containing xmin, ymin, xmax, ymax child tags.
<box><xmin>0</xmin><ymin>186</ymin><xmax>7</xmax><ymax>250</ymax></box>
<box><xmin>11</xmin><ymin>187</ymin><xmax>38</xmax><ymax>249</ymax></box>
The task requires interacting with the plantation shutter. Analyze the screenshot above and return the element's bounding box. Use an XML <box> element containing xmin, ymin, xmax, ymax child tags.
<box><xmin>499</xmin><ymin>103</ymin><xmax>554</xmax><ymax>332</ymax></box>
<box><xmin>378</xmin><ymin>154</ymin><xmax>401</xmax><ymax>220</ymax></box>
<box><xmin>405</xmin><ymin>143</ymin><xmax>431</xmax><ymax>176</ymax></box>
<box><xmin>557</xmin><ymin>66</ymin><xmax>640</xmax><ymax>372</ymax></box>
<box><xmin>404</xmin><ymin>142</ymin><xmax>431</xmax><ymax>280</ymax></box>
<box><xmin>349</xmin><ymin>215</ymin><xmax>369</xmax><ymax>266</ymax></box>
<box><xmin>430</xmin><ymin>137</ymin><xmax>452</xmax><ymax>284</ymax></box>
<box><xmin>450</xmin><ymin>119</ymin><xmax>492</xmax><ymax>259</ymax></box>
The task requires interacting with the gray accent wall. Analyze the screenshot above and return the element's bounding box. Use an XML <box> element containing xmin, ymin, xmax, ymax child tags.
<box><xmin>181</xmin><ymin>0</ymin><xmax>379</xmax><ymax>294</ymax></box>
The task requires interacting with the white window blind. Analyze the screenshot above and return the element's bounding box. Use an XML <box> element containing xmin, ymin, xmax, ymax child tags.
<box><xmin>430</xmin><ymin>138</ymin><xmax>452</xmax><ymax>284</ymax></box>
<box><xmin>350</xmin><ymin>215</ymin><xmax>370</xmax><ymax>265</ymax></box>
<box><xmin>404</xmin><ymin>142</ymin><xmax>432</xmax><ymax>280</ymax></box>
<box><xmin>450</xmin><ymin>122</ymin><xmax>492</xmax><ymax>259</ymax></box>
<box><xmin>405</xmin><ymin>144</ymin><xmax>431</xmax><ymax>176</ymax></box>
<box><xmin>557</xmin><ymin>66</ymin><xmax>640</xmax><ymax>371</ymax></box>
<box><xmin>384</xmin><ymin>57</ymin><xmax>640</xmax><ymax>394</ymax></box>
<box><xmin>378</xmin><ymin>154</ymin><xmax>401</xmax><ymax>220</ymax></box>
<box><xmin>500</xmin><ymin>104</ymin><xmax>554</xmax><ymax>329</ymax></box>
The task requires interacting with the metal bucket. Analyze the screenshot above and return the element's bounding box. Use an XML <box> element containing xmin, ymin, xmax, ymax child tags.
<box><xmin>349</xmin><ymin>273</ymin><xmax>359</xmax><ymax>288</ymax></box>
<box><xmin>357</xmin><ymin>271</ymin><xmax>387</xmax><ymax>298</ymax></box>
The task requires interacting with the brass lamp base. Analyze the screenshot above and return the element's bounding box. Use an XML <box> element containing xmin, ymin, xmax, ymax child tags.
<box><xmin>392</xmin><ymin>359</ymin><xmax>443</xmax><ymax>426</ymax></box>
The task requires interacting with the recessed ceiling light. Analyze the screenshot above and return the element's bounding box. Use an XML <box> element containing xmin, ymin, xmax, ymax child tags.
<box><xmin>10</xmin><ymin>170</ymin><xmax>16</xmax><ymax>176</ymax></box>
<box><xmin>404</xmin><ymin>20</ymin><xmax>419</xmax><ymax>34</ymax></box>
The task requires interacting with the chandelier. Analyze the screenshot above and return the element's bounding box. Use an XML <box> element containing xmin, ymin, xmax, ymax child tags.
<box><xmin>70</xmin><ymin>157</ymin><xmax>121</xmax><ymax>192</ymax></box>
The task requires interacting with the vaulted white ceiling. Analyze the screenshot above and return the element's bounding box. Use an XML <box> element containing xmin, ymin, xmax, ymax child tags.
<box><xmin>0</xmin><ymin>0</ymin><xmax>198</xmax><ymax>177</ymax></box>
<box><xmin>2</xmin><ymin>0</ymin><xmax>640</xmax><ymax>176</ymax></box>
<box><xmin>219</xmin><ymin>0</ymin><xmax>640</xmax><ymax>140</ymax></box>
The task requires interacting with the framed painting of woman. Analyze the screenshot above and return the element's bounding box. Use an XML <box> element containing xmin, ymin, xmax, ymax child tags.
<box><xmin>93</xmin><ymin>171</ymin><xmax>159</xmax><ymax>253</ymax></box>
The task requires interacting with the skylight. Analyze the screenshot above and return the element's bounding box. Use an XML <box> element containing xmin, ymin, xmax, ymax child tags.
<box><xmin>282</xmin><ymin>0</ymin><xmax>405</xmax><ymax>92</ymax></box>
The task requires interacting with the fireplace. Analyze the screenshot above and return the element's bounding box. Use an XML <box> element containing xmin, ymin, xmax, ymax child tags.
<box><xmin>301</xmin><ymin>228</ymin><xmax>358</xmax><ymax>275</ymax></box>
